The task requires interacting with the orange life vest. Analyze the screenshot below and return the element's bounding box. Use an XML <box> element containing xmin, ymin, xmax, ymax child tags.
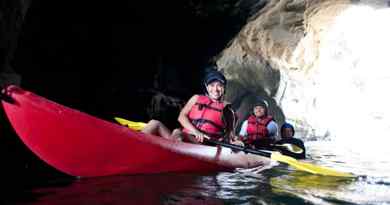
<box><xmin>183</xmin><ymin>95</ymin><xmax>225</xmax><ymax>140</ymax></box>
<box><xmin>246</xmin><ymin>114</ymin><xmax>273</xmax><ymax>143</ymax></box>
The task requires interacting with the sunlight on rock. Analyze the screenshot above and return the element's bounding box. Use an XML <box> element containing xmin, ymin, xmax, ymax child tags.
<box><xmin>313</xmin><ymin>5</ymin><xmax>390</xmax><ymax>163</ymax></box>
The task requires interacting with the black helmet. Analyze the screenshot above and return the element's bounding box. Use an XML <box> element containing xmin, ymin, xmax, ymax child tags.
<box><xmin>253</xmin><ymin>99</ymin><xmax>268</xmax><ymax>115</ymax></box>
<box><xmin>253</xmin><ymin>99</ymin><xmax>268</xmax><ymax>109</ymax></box>
<box><xmin>204</xmin><ymin>70</ymin><xmax>227</xmax><ymax>87</ymax></box>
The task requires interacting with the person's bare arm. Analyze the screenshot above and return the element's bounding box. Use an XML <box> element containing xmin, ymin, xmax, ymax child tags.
<box><xmin>178</xmin><ymin>95</ymin><xmax>208</xmax><ymax>143</ymax></box>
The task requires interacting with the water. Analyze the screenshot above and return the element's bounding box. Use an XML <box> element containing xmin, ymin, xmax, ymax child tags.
<box><xmin>4</xmin><ymin>140</ymin><xmax>390</xmax><ymax>205</ymax></box>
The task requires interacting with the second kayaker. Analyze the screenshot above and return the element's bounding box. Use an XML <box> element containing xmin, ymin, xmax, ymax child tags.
<box><xmin>238</xmin><ymin>100</ymin><xmax>278</xmax><ymax>149</ymax></box>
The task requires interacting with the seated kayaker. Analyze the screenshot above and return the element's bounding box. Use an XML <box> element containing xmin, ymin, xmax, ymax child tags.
<box><xmin>239</xmin><ymin>100</ymin><xmax>278</xmax><ymax>149</ymax></box>
<box><xmin>275</xmin><ymin>122</ymin><xmax>306</xmax><ymax>159</ymax></box>
<box><xmin>172</xmin><ymin>67</ymin><xmax>243</xmax><ymax>146</ymax></box>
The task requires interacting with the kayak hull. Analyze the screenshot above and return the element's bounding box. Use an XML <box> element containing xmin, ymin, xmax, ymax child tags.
<box><xmin>1</xmin><ymin>86</ymin><xmax>270</xmax><ymax>177</ymax></box>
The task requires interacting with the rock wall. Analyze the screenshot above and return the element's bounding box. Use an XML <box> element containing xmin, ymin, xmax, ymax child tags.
<box><xmin>0</xmin><ymin>0</ymin><xmax>30</xmax><ymax>86</ymax></box>
<box><xmin>217</xmin><ymin>0</ymin><xmax>390</xmax><ymax>138</ymax></box>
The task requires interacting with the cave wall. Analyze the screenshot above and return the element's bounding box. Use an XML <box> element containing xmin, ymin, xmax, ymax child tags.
<box><xmin>0</xmin><ymin>0</ymin><xmax>29</xmax><ymax>86</ymax></box>
<box><xmin>9</xmin><ymin>0</ymin><xmax>267</xmax><ymax>124</ymax></box>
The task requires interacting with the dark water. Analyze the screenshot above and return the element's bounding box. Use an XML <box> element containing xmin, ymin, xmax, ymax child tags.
<box><xmin>3</xmin><ymin>141</ymin><xmax>390</xmax><ymax>205</ymax></box>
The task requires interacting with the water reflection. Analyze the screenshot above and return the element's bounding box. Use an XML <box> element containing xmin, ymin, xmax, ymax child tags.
<box><xmin>6</xmin><ymin>169</ymin><xmax>297</xmax><ymax>205</ymax></box>
<box><xmin>6</xmin><ymin>173</ymin><xmax>230</xmax><ymax>205</ymax></box>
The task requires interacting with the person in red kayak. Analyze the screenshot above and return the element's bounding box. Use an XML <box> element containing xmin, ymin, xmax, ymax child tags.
<box><xmin>173</xmin><ymin>68</ymin><xmax>242</xmax><ymax>145</ymax></box>
<box><xmin>239</xmin><ymin>100</ymin><xmax>278</xmax><ymax>149</ymax></box>
<box><xmin>140</xmin><ymin>67</ymin><xmax>241</xmax><ymax>146</ymax></box>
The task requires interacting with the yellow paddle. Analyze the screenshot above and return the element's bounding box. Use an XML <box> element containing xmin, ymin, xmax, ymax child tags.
<box><xmin>114</xmin><ymin>117</ymin><xmax>147</xmax><ymax>131</ymax></box>
<box><xmin>208</xmin><ymin>139</ymin><xmax>354</xmax><ymax>177</ymax></box>
<box><xmin>114</xmin><ymin>117</ymin><xmax>355</xmax><ymax>177</ymax></box>
<box><xmin>270</xmin><ymin>152</ymin><xmax>354</xmax><ymax>177</ymax></box>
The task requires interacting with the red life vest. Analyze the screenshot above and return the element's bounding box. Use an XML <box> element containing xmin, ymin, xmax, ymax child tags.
<box><xmin>245</xmin><ymin>114</ymin><xmax>273</xmax><ymax>143</ymax></box>
<box><xmin>183</xmin><ymin>95</ymin><xmax>225</xmax><ymax>140</ymax></box>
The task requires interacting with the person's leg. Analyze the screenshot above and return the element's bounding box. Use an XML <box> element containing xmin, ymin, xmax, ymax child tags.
<box><xmin>171</xmin><ymin>128</ymin><xmax>184</xmax><ymax>141</ymax></box>
<box><xmin>141</xmin><ymin>119</ymin><xmax>172</xmax><ymax>139</ymax></box>
<box><xmin>171</xmin><ymin>129</ymin><xmax>201</xmax><ymax>143</ymax></box>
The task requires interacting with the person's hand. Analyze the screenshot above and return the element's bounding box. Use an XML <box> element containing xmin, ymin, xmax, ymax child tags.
<box><xmin>231</xmin><ymin>139</ymin><xmax>245</xmax><ymax>147</ymax></box>
<box><xmin>192</xmin><ymin>130</ymin><xmax>209</xmax><ymax>143</ymax></box>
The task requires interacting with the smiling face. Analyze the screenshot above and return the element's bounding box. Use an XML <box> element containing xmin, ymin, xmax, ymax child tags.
<box><xmin>206</xmin><ymin>80</ymin><xmax>225</xmax><ymax>101</ymax></box>
<box><xmin>253</xmin><ymin>105</ymin><xmax>266</xmax><ymax>118</ymax></box>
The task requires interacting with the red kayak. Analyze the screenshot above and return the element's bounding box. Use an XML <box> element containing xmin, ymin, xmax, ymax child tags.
<box><xmin>1</xmin><ymin>85</ymin><xmax>270</xmax><ymax>177</ymax></box>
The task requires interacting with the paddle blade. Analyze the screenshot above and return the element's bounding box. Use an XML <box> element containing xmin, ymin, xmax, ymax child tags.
<box><xmin>114</xmin><ymin>117</ymin><xmax>147</xmax><ymax>131</ymax></box>
<box><xmin>274</xmin><ymin>143</ymin><xmax>304</xmax><ymax>154</ymax></box>
<box><xmin>271</xmin><ymin>152</ymin><xmax>354</xmax><ymax>177</ymax></box>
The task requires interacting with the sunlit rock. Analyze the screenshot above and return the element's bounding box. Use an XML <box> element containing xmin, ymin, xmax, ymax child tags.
<box><xmin>217</xmin><ymin>0</ymin><xmax>390</xmax><ymax>142</ymax></box>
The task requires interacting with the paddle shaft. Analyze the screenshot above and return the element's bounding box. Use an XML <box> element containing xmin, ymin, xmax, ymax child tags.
<box><xmin>207</xmin><ymin>139</ymin><xmax>272</xmax><ymax>158</ymax></box>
